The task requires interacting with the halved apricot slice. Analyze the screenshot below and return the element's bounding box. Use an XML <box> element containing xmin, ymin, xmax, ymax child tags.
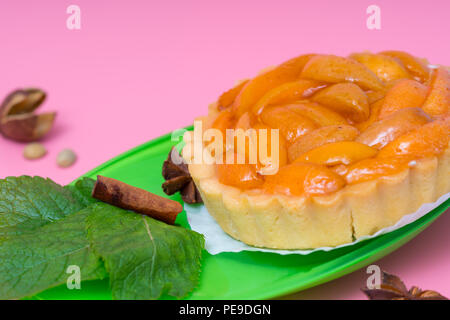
<box><xmin>232</xmin><ymin>54</ymin><xmax>315</xmax><ymax>116</ymax></box>
<box><xmin>235</xmin><ymin>112</ymin><xmax>256</xmax><ymax>130</ymax></box>
<box><xmin>294</xmin><ymin>141</ymin><xmax>378</xmax><ymax>166</ymax></box>
<box><xmin>232</xmin><ymin>112</ymin><xmax>258</xmax><ymax>158</ymax></box>
<box><xmin>217</xmin><ymin>80</ymin><xmax>249</xmax><ymax>110</ymax></box>
<box><xmin>356</xmin><ymin>108</ymin><xmax>430</xmax><ymax>149</ymax></box>
<box><xmin>349</xmin><ymin>53</ymin><xmax>410</xmax><ymax>83</ymax></box>
<box><xmin>380</xmin><ymin>50</ymin><xmax>430</xmax><ymax>83</ymax></box>
<box><xmin>253</xmin><ymin>122</ymin><xmax>288</xmax><ymax>173</ymax></box>
<box><xmin>211</xmin><ymin>109</ymin><xmax>235</xmax><ymax>136</ymax></box>
<box><xmin>366</xmin><ymin>89</ymin><xmax>386</xmax><ymax>104</ymax></box>
<box><xmin>300</xmin><ymin>55</ymin><xmax>384</xmax><ymax>91</ymax></box>
<box><xmin>311</xmin><ymin>83</ymin><xmax>370</xmax><ymax>122</ymax></box>
<box><xmin>263</xmin><ymin>163</ymin><xmax>345</xmax><ymax>196</ymax></box>
<box><xmin>345</xmin><ymin>157</ymin><xmax>410</xmax><ymax>184</ymax></box>
<box><xmin>355</xmin><ymin>99</ymin><xmax>384</xmax><ymax>132</ymax></box>
<box><xmin>259</xmin><ymin>106</ymin><xmax>317</xmax><ymax>144</ymax></box>
<box><xmin>286</xmin><ymin>101</ymin><xmax>348</xmax><ymax>126</ymax></box>
<box><xmin>421</xmin><ymin>67</ymin><xmax>450</xmax><ymax>117</ymax></box>
<box><xmin>331</xmin><ymin>164</ymin><xmax>349</xmax><ymax>177</ymax></box>
<box><xmin>217</xmin><ymin>159</ymin><xmax>264</xmax><ymax>190</ymax></box>
<box><xmin>251</xmin><ymin>79</ymin><xmax>325</xmax><ymax>115</ymax></box>
<box><xmin>378</xmin><ymin>79</ymin><xmax>428</xmax><ymax>119</ymax></box>
<box><xmin>287</xmin><ymin>125</ymin><xmax>359</xmax><ymax>162</ymax></box>
<box><xmin>378</xmin><ymin>118</ymin><xmax>450</xmax><ymax>159</ymax></box>
<box><xmin>231</xmin><ymin>121</ymin><xmax>288</xmax><ymax>173</ymax></box>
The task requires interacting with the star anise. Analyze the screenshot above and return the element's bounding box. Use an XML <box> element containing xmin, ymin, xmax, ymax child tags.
<box><xmin>162</xmin><ymin>147</ymin><xmax>202</xmax><ymax>204</ymax></box>
<box><xmin>362</xmin><ymin>270</ymin><xmax>448</xmax><ymax>300</ymax></box>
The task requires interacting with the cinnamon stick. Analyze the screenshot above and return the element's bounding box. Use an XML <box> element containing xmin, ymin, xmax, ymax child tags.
<box><xmin>92</xmin><ymin>175</ymin><xmax>183</xmax><ymax>224</ymax></box>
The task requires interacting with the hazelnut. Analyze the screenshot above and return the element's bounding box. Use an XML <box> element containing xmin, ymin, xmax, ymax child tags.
<box><xmin>57</xmin><ymin>149</ymin><xmax>77</xmax><ymax>167</ymax></box>
<box><xmin>23</xmin><ymin>142</ymin><xmax>47</xmax><ymax>160</ymax></box>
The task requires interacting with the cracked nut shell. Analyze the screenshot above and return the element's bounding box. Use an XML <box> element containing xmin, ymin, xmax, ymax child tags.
<box><xmin>0</xmin><ymin>88</ymin><xmax>56</xmax><ymax>142</ymax></box>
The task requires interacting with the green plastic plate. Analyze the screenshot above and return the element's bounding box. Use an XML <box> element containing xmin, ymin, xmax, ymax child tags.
<box><xmin>32</xmin><ymin>128</ymin><xmax>449</xmax><ymax>300</ymax></box>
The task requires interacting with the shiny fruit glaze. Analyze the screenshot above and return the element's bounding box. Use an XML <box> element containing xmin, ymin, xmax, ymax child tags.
<box><xmin>259</xmin><ymin>105</ymin><xmax>317</xmax><ymax>144</ymax></box>
<box><xmin>377</xmin><ymin>118</ymin><xmax>450</xmax><ymax>159</ymax></box>
<box><xmin>422</xmin><ymin>67</ymin><xmax>450</xmax><ymax>116</ymax></box>
<box><xmin>378</xmin><ymin>79</ymin><xmax>428</xmax><ymax>119</ymax></box>
<box><xmin>379</xmin><ymin>50</ymin><xmax>430</xmax><ymax>83</ymax></box>
<box><xmin>356</xmin><ymin>107</ymin><xmax>431</xmax><ymax>149</ymax></box>
<box><xmin>311</xmin><ymin>82</ymin><xmax>370</xmax><ymax>122</ymax></box>
<box><xmin>345</xmin><ymin>157</ymin><xmax>411</xmax><ymax>185</ymax></box>
<box><xmin>349</xmin><ymin>52</ymin><xmax>410</xmax><ymax>83</ymax></box>
<box><xmin>252</xmin><ymin>80</ymin><xmax>325</xmax><ymax>115</ymax></box>
<box><xmin>263</xmin><ymin>163</ymin><xmax>345</xmax><ymax>196</ymax></box>
<box><xmin>216</xmin><ymin>153</ymin><xmax>264</xmax><ymax>190</ymax></box>
<box><xmin>294</xmin><ymin>141</ymin><xmax>378</xmax><ymax>166</ymax></box>
<box><xmin>287</xmin><ymin>101</ymin><xmax>348</xmax><ymax>126</ymax></box>
<box><xmin>287</xmin><ymin>124</ymin><xmax>359</xmax><ymax>162</ymax></box>
<box><xmin>209</xmin><ymin>51</ymin><xmax>449</xmax><ymax>197</ymax></box>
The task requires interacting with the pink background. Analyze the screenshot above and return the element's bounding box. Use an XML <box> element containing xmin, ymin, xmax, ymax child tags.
<box><xmin>0</xmin><ymin>0</ymin><xmax>449</xmax><ymax>299</ymax></box>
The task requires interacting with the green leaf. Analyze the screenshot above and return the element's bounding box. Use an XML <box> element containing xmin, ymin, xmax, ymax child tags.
<box><xmin>0</xmin><ymin>176</ymin><xmax>204</xmax><ymax>300</ymax></box>
<box><xmin>0</xmin><ymin>210</ymin><xmax>106</xmax><ymax>300</ymax></box>
<box><xmin>64</xmin><ymin>177</ymin><xmax>98</xmax><ymax>206</ymax></box>
<box><xmin>86</xmin><ymin>203</ymin><xmax>204</xmax><ymax>300</ymax></box>
<box><xmin>0</xmin><ymin>176</ymin><xmax>90</xmax><ymax>237</ymax></box>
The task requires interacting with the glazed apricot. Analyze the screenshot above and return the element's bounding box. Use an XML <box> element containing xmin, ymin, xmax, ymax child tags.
<box><xmin>233</xmin><ymin>54</ymin><xmax>315</xmax><ymax>116</ymax></box>
<box><xmin>366</xmin><ymin>89</ymin><xmax>386</xmax><ymax>104</ymax></box>
<box><xmin>311</xmin><ymin>83</ymin><xmax>370</xmax><ymax>122</ymax></box>
<box><xmin>263</xmin><ymin>163</ymin><xmax>345</xmax><ymax>196</ymax></box>
<box><xmin>218</xmin><ymin>80</ymin><xmax>249</xmax><ymax>110</ymax></box>
<box><xmin>235</xmin><ymin>112</ymin><xmax>256</xmax><ymax>130</ymax></box>
<box><xmin>421</xmin><ymin>67</ymin><xmax>450</xmax><ymax>117</ymax></box>
<box><xmin>378</xmin><ymin>118</ymin><xmax>450</xmax><ymax>159</ymax></box>
<box><xmin>217</xmin><ymin>161</ymin><xmax>264</xmax><ymax>190</ymax></box>
<box><xmin>349</xmin><ymin>53</ymin><xmax>410</xmax><ymax>83</ymax></box>
<box><xmin>301</xmin><ymin>55</ymin><xmax>383</xmax><ymax>91</ymax></box>
<box><xmin>211</xmin><ymin>109</ymin><xmax>235</xmax><ymax>135</ymax></box>
<box><xmin>251</xmin><ymin>79</ymin><xmax>325</xmax><ymax>115</ymax></box>
<box><xmin>238</xmin><ymin>122</ymin><xmax>288</xmax><ymax>174</ymax></box>
<box><xmin>331</xmin><ymin>164</ymin><xmax>349</xmax><ymax>177</ymax></box>
<box><xmin>286</xmin><ymin>101</ymin><xmax>348</xmax><ymax>126</ymax></box>
<box><xmin>231</xmin><ymin>112</ymin><xmax>258</xmax><ymax>161</ymax></box>
<box><xmin>378</xmin><ymin>79</ymin><xmax>428</xmax><ymax>119</ymax></box>
<box><xmin>259</xmin><ymin>106</ymin><xmax>317</xmax><ymax>144</ymax></box>
<box><xmin>294</xmin><ymin>141</ymin><xmax>378</xmax><ymax>166</ymax></box>
<box><xmin>355</xmin><ymin>99</ymin><xmax>384</xmax><ymax>132</ymax></box>
<box><xmin>287</xmin><ymin>125</ymin><xmax>359</xmax><ymax>162</ymax></box>
<box><xmin>345</xmin><ymin>157</ymin><xmax>410</xmax><ymax>184</ymax></box>
<box><xmin>380</xmin><ymin>50</ymin><xmax>430</xmax><ymax>83</ymax></box>
<box><xmin>356</xmin><ymin>107</ymin><xmax>431</xmax><ymax>149</ymax></box>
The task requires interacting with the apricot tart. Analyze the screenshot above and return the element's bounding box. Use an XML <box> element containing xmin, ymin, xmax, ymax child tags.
<box><xmin>183</xmin><ymin>51</ymin><xmax>450</xmax><ymax>249</ymax></box>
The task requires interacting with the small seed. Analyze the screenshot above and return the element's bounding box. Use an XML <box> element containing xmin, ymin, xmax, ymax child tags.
<box><xmin>23</xmin><ymin>142</ymin><xmax>47</xmax><ymax>160</ymax></box>
<box><xmin>57</xmin><ymin>149</ymin><xmax>77</xmax><ymax>168</ymax></box>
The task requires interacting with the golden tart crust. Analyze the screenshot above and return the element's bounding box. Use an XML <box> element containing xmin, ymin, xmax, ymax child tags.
<box><xmin>184</xmin><ymin>135</ymin><xmax>449</xmax><ymax>249</ymax></box>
